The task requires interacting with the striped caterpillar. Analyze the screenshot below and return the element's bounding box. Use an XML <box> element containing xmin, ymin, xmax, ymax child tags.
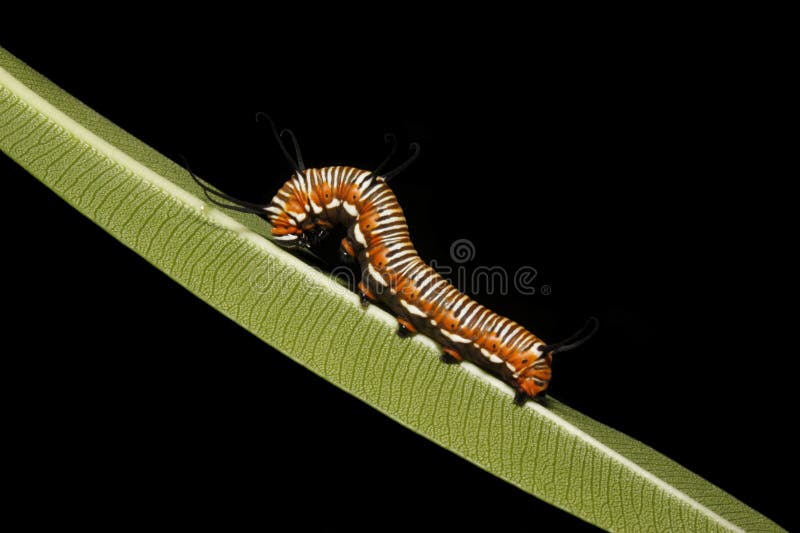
<box><xmin>189</xmin><ymin>114</ymin><xmax>596</xmax><ymax>405</ymax></box>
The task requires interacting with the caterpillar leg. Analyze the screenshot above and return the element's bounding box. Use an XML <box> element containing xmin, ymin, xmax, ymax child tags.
<box><xmin>357</xmin><ymin>281</ymin><xmax>376</xmax><ymax>308</ymax></box>
<box><xmin>513</xmin><ymin>391</ymin><xmax>528</xmax><ymax>406</ymax></box>
<box><xmin>440</xmin><ymin>347</ymin><xmax>463</xmax><ymax>365</ymax></box>
<box><xmin>339</xmin><ymin>237</ymin><xmax>357</xmax><ymax>264</ymax></box>
<box><xmin>396</xmin><ymin>317</ymin><xmax>417</xmax><ymax>338</ymax></box>
<box><xmin>514</xmin><ymin>390</ymin><xmax>548</xmax><ymax>407</ymax></box>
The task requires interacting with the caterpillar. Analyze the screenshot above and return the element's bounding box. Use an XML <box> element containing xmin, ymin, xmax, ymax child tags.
<box><xmin>188</xmin><ymin>114</ymin><xmax>596</xmax><ymax>405</ymax></box>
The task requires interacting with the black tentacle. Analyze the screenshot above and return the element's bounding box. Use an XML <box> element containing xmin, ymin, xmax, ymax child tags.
<box><xmin>181</xmin><ymin>155</ymin><xmax>268</xmax><ymax>215</ymax></box>
<box><xmin>383</xmin><ymin>142</ymin><xmax>420</xmax><ymax>181</ymax></box>
<box><xmin>538</xmin><ymin>317</ymin><xmax>599</xmax><ymax>355</ymax></box>
<box><xmin>280</xmin><ymin>128</ymin><xmax>306</xmax><ymax>171</ymax></box>
<box><xmin>255</xmin><ymin>112</ymin><xmax>307</xmax><ymax>179</ymax></box>
<box><xmin>373</xmin><ymin>132</ymin><xmax>398</xmax><ymax>177</ymax></box>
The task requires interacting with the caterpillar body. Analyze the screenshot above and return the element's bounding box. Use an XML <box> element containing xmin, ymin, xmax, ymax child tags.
<box><xmin>189</xmin><ymin>117</ymin><xmax>596</xmax><ymax>405</ymax></box>
<box><xmin>268</xmin><ymin>165</ymin><xmax>556</xmax><ymax>401</ymax></box>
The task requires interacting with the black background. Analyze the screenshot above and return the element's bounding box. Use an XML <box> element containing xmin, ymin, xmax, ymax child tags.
<box><xmin>3</xmin><ymin>15</ymin><xmax>793</xmax><ymax>531</ymax></box>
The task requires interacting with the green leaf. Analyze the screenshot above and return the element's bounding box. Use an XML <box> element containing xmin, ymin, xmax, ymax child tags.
<box><xmin>0</xmin><ymin>47</ymin><xmax>784</xmax><ymax>532</ymax></box>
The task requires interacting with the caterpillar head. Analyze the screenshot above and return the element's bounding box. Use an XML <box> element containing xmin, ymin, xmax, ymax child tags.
<box><xmin>518</xmin><ymin>346</ymin><xmax>553</xmax><ymax>398</ymax></box>
<box><xmin>268</xmin><ymin>209</ymin><xmax>305</xmax><ymax>248</ymax></box>
<box><xmin>269</xmin><ymin>213</ymin><xmax>330</xmax><ymax>251</ymax></box>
